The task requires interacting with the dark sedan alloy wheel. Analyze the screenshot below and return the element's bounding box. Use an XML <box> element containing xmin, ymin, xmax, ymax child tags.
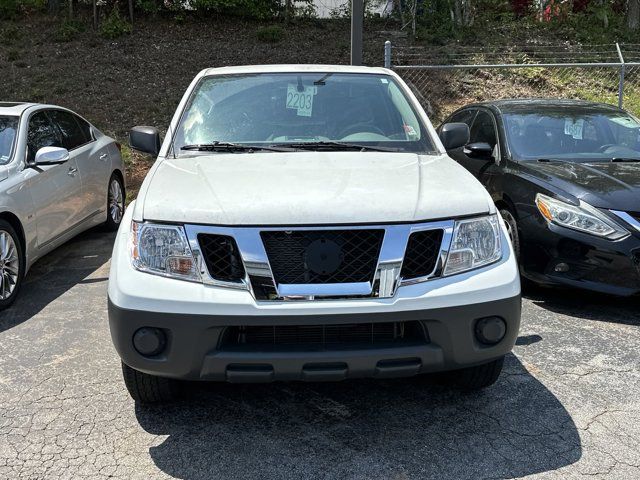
<box><xmin>500</xmin><ymin>208</ymin><xmax>520</xmax><ymax>260</ymax></box>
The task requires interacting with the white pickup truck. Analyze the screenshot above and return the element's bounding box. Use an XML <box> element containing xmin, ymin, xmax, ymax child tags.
<box><xmin>108</xmin><ymin>65</ymin><xmax>521</xmax><ymax>403</ymax></box>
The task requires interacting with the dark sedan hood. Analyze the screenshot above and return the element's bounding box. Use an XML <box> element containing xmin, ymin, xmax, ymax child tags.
<box><xmin>521</xmin><ymin>160</ymin><xmax>640</xmax><ymax>211</ymax></box>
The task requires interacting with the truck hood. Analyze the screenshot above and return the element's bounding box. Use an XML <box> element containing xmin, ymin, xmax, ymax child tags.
<box><xmin>520</xmin><ymin>160</ymin><xmax>640</xmax><ymax>211</ymax></box>
<box><xmin>140</xmin><ymin>152</ymin><xmax>492</xmax><ymax>225</ymax></box>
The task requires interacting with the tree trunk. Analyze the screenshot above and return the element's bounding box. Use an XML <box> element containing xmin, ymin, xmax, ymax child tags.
<box><xmin>68</xmin><ymin>0</ymin><xmax>73</xmax><ymax>18</ymax></box>
<box><xmin>48</xmin><ymin>0</ymin><xmax>59</xmax><ymax>14</ymax></box>
<box><xmin>452</xmin><ymin>0</ymin><xmax>473</xmax><ymax>27</ymax></box>
<box><xmin>629</xmin><ymin>0</ymin><xmax>640</xmax><ymax>30</ymax></box>
<box><xmin>129</xmin><ymin>0</ymin><xmax>134</xmax><ymax>25</ymax></box>
<box><xmin>93</xmin><ymin>0</ymin><xmax>98</xmax><ymax>28</ymax></box>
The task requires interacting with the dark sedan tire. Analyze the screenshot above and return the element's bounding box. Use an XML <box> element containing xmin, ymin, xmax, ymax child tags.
<box><xmin>0</xmin><ymin>220</ymin><xmax>24</xmax><ymax>311</ymax></box>
<box><xmin>121</xmin><ymin>362</ymin><xmax>180</xmax><ymax>404</ymax></box>
<box><xmin>500</xmin><ymin>208</ymin><xmax>520</xmax><ymax>260</ymax></box>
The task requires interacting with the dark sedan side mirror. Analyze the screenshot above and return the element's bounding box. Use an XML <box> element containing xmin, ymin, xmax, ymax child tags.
<box><xmin>464</xmin><ymin>142</ymin><xmax>494</xmax><ymax>160</ymax></box>
<box><xmin>439</xmin><ymin>123</ymin><xmax>470</xmax><ymax>151</ymax></box>
<box><xmin>130</xmin><ymin>126</ymin><xmax>161</xmax><ymax>156</ymax></box>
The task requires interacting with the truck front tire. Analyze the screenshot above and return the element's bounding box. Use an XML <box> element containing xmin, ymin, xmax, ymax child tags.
<box><xmin>447</xmin><ymin>356</ymin><xmax>505</xmax><ymax>390</ymax></box>
<box><xmin>121</xmin><ymin>362</ymin><xmax>180</xmax><ymax>404</ymax></box>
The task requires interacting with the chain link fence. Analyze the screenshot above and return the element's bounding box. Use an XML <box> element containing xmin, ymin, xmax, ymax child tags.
<box><xmin>384</xmin><ymin>42</ymin><xmax>640</xmax><ymax>125</ymax></box>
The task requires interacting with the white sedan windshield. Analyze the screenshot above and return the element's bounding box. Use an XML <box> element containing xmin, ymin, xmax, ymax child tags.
<box><xmin>174</xmin><ymin>73</ymin><xmax>434</xmax><ymax>153</ymax></box>
<box><xmin>0</xmin><ymin>117</ymin><xmax>18</xmax><ymax>164</ymax></box>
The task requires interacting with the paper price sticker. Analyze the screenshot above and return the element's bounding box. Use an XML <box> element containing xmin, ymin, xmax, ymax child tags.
<box><xmin>564</xmin><ymin>118</ymin><xmax>584</xmax><ymax>140</ymax></box>
<box><xmin>286</xmin><ymin>85</ymin><xmax>315</xmax><ymax>117</ymax></box>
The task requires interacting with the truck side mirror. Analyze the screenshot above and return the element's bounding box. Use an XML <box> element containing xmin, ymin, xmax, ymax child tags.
<box><xmin>130</xmin><ymin>126</ymin><xmax>161</xmax><ymax>156</ymax></box>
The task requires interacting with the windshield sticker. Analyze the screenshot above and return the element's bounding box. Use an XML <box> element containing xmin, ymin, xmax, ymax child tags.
<box><xmin>286</xmin><ymin>84</ymin><xmax>315</xmax><ymax>117</ymax></box>
<box><xmin>403</xmin><ymin>124</ymin><xmax>418</xmax><ymax>137</ymax></box>
<box><xmin>610</xmin><ymin>116</ymin><xmax>638</xmax><ymax>129</ymax></box>
<box><xmin>564</xmin><ymin>118</ymin><xmax>584</xmax><ymax>139</ymax></box>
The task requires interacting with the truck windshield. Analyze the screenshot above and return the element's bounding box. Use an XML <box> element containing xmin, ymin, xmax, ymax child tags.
<box><xmin>174</xmin><ymin>72</ymin><xmax>434</xmax><ymax>154</ymax></box>
<box><xmin>0</xmin><ymin>117</ymin><xmax>18</xmax><ymax>165</ymax></box>
<box><xmin>504</xmin><ymin>107</ymin><xmax>640</xmax><ymax>161</ymax></box>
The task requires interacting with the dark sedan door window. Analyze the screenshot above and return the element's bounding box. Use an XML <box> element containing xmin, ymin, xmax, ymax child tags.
<box><xmin>449</xmin><ymin>109</ymin><xmax>477</xmax><ymax>128</ymax></box>
<box><xmin>470</xmin><ymin>110</ymin><xmax>497</xmax><ymax>148</ymax></box>
<box><xmin>27</xmin><ymin>112</ymin><xmax>64</xmax><ymax>163</ymax></box>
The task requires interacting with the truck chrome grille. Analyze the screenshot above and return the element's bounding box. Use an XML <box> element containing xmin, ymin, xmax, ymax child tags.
<box><xmin>260</xmin><ymin>229</ymin><xmax>384</xmax><ymax>285</ymax></box>
<box><xmin>198</xmin><ymin>234</ymin><xmax>245</xmax><ymax>282</ymax></box>
<box><xmin>401</xmin><ymin>229</ymin><xmax>444</xmax><ymax>280</ymax></box>
<box><xmin>221</xmin><ymin>321</ymin><xmax>428</xmax><ymax>349</ymax></box>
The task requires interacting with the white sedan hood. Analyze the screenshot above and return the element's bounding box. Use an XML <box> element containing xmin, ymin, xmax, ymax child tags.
<box><xmin>140</xmin><ymin>152</ymin><xmax>492</xmax><ymax>225</ymax></box>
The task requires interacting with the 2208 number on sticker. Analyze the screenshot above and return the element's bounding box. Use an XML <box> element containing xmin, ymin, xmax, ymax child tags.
<box><xmin>287</xmin><ymin>85</ymin><xmax>315</xmax><ymax>117</ymax></box>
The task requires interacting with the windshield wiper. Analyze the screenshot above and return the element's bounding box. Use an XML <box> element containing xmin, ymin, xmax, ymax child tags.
<box><xmin>269</xmin><ymin>141</ymin><xmax>399</xmax><ymax>152</ymax></box>
<box><xmin>181</xmin><ymin>142</ymin><xmax>296</xmax><ymax>153</ymax></box>
<box><xmin>611</xmin><ymin>157</ymin><xmax>640</xmax><ymax>163</ymax></box>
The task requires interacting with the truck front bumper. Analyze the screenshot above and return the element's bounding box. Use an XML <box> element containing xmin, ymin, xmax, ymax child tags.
<box><xmin>109</xmin><ymin>296</ymin><xmax>521</xmax><ymax>382</ymax></box>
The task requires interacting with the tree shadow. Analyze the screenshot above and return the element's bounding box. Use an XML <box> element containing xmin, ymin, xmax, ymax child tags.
<box><xmin>135</xmin><ymin>354</ymin><xmax>581</xmax><ymax>480</ymax></box>
<box><xmin>0</xmin><ymin>229</ymin><xmax>114</xmax><ymax>333</ymax></box>
<box><xmin>523</xmin><ymin>282</ymin><xmax>640</xmax><ymax>326</ymax></box>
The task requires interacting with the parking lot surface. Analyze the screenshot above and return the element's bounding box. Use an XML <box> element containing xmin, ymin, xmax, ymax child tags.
<box><xmin>0</xmin><ymin>230</ymin><xmax>639</xmax><ymax>480</ymax></box>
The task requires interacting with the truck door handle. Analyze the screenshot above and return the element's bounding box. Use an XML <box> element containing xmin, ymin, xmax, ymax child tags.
<box><xmin>68</xmin><ymin>167</ymin><xmax>78</xmax><ymax>177</ymax></box>
<box><xmin>99</xmin><ymin>153</ymin><xmax>108</xmax><ymax>161</ymax></box>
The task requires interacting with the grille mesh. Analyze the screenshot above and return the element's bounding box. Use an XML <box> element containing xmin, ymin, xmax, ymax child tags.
<box><xmin>198</xmin><ymin>234</ymin><xmax>245</xmax><ymax>282</ymax></box>
<box><xmin>261</xmin><ymin>230</ymin><xmax>384</xmax><ymax>284</ymax></box>
<box><xmin>222</xmin><ymin>322</ymin><xmax>427</xmax><ymax>348</ymax></box>
<box><xmin>401</xmin><ymin>229</ymin><xmax>444</xmax><ymax>280</ymax></box>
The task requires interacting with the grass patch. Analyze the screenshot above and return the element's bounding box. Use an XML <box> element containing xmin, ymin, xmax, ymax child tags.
<box><xmin>256</xmin><ymin>25</ymin><xmax>284</xmax><ymax>43</ymax></box>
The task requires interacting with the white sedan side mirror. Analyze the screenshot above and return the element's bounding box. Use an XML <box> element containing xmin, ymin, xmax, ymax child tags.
<box><xmin>34</xmin><ymin>146</ymin><xmax>70</xmax><ymax>166</ymax></box>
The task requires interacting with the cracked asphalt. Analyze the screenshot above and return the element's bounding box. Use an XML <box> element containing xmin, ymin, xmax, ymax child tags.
<box><xmin>0</xmin><ymin>230</ymin><xmax>639</xmax><ymax>480</ymax></box>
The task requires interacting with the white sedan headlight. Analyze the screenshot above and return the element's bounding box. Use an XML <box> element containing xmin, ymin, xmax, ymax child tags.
<box><xmin>535</xmin><ymin>193</ymin><xmax>629</xmax><ymax>240</ymax></box>
<box><xmin>130</xmin><ymin>222</ymin><xmax>201</xmax><ymax>281</ymax></box>
<box><xmin>443</xmin><ymin>215</ymin><xmax>502</xmax><ymax>276</ymax></box>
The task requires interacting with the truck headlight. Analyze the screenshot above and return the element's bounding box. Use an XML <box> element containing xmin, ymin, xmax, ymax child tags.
<box><xmin>535</xmin><ymin>193</ymin><xmax>629</xmax><ymax>240</ymax></box>
<box><xmin>130</xmin><ymin>222</ymin><xmax>201</xmax><ymax>281</ymax></box>
<box><xmin>443</xmin><ymin>215</ymin><xmax>502</xmax><ymax>276</ymax></box>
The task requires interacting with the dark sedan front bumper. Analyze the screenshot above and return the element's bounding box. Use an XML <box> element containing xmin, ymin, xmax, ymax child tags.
<box><xmin>519</xmin><ymin>215</ymin><xmax>640</xmax><ymax>296</ymax></box>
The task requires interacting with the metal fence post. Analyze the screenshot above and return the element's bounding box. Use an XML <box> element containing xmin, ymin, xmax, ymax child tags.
<box><xmin>384</xmin><ymin>40</ymin><xmax>392</xmax><ymax>69</ymax></box>
<box><xmin>616</xmin><ymin>42</ymin><xmax>625</xmax><ymax>109</ymax></box>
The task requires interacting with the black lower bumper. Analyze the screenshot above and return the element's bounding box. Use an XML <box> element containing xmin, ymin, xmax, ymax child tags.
<box><xmin>520</xmin><ymin>217</ymin><xmax>640</xmax><ymax>296</ymax></box>
<box><xmin>108</xmin><ymin>296</ymin><xmax>521</xmax><ymax>382</ymax></box>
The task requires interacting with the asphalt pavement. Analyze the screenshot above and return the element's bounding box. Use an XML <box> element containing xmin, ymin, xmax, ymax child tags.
<box><xmin>0</xmin><ymin>229</ymin><xmax>638</xmax><ymax>479</ymax></box>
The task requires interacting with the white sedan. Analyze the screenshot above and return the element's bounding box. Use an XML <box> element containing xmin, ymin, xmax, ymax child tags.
<box><xmin>0</xmin><ymin>102</ymin><xmax>125</xmax><ymax>310</ymax></box>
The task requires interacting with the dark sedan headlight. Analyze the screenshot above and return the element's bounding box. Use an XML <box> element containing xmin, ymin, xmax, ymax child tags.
<box><xmin>535</xmin><ymin>193</ymin><xmax>629</xmax><ymax>240</ymax></box>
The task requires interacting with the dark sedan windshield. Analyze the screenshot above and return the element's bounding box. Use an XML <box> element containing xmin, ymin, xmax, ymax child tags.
<box><xmin>0</xmin><ymin>116</ymin><xmax>18</xmax><ymax>165</ymax></box>
<box><xmin>174</xmin><ymin>73</ymin><xmax>434</xmax><ymax>153</ymax></box>
<box><xmin>504</xmin><ymin>107</ymin><xmax>640</xmax><ymax>161</ymax></box>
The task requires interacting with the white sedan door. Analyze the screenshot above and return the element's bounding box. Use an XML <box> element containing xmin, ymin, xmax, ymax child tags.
<box><xmin>25</xmin><ymin>110</ymin><xmax>84</xmax><ymax>247</ymax></box>
<box><xmin>48</xmin><ymin>110</ymin><xmax>111</xmax><ymax>219</ymax></box>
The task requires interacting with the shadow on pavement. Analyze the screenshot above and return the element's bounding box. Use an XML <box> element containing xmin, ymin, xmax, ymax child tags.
<box><xmin>136</xmin><ymin>354</ymin><xmax>581</xmax><ymax>480</ymax></box>
<box><xmin>0</xmin><ymin>229</ymin><xmax>114</xmax><ymax>333</ymax></box>
<box><xmin>523</xmin><ymin>282</ymin><xmax>640</xmax><ymax>326</ymax></box>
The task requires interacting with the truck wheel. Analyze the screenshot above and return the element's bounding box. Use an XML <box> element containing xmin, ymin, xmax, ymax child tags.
<box><xmin>0</xmin><ymin>220</ymin><xmax>24</xmax><ymax>311</ymax></box>
<box><xmin>104</xmin><ymin>174</ymin><xmax>125</xmax><ymax>232</ymax></box>
<box><xmin>121</xmin><ymin>362</ymin><xmax>179</xmax><ymax>404</ymax></box>
<box><xmin>448</xmin><ymin>356</ymin><xmax>505</xmax><ymax>390</ymax></box>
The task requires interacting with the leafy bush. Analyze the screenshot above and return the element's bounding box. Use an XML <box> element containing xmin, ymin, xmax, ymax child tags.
<box><xmin>56</xmin><ymin>19</ymin><xmax>86</xmax><ymax>42</ymax></box>
<box><xmin>189</xmin><ymin>0</ymin><xmax>281</xmax><ymax>19</ymax></box>
<box><xmin>0</xmin><ymin>0</ymin><xmax>44</xmax><ymax>19</ymax></box>
<box><xmin>256</xmin><ymin>25</ymin><xmax>284</xmax><ymax>42</ymax></box>
<box><xmin>100</xmin><ymin>8</ymin><xmax>132</xmax><ymax>39</ymax></box>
